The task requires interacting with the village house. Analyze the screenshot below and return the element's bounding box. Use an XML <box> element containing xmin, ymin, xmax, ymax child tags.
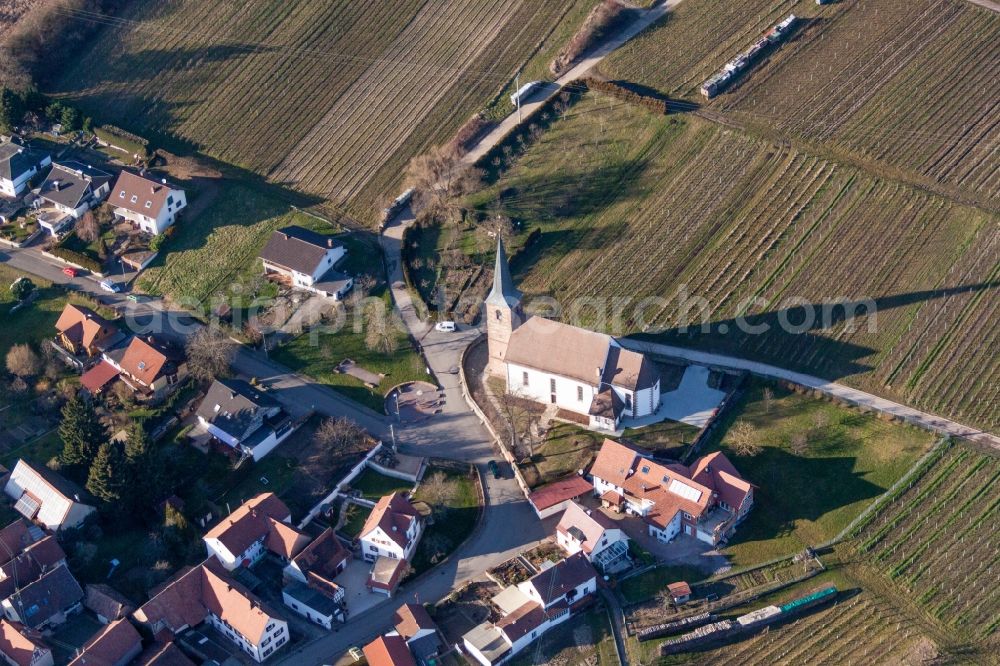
<box><xmin>132</xmin><ymin>641</ymin><xmax>194</xmax><ymax>666</ymax></box>
<box><xmin>83</xmin><ymin>584</ymin><xmax>135</xmax><ymax>625</ymax></box>
<box><xmin>203</xmin><ymin>493</ymin><xmax>308</xmax><ymax>571</ymax></box>
<box><xmin>0</xmin><ymin>619</ymin><xmax>52</xmax><ymax>666</ymax></box>
<box><xmin>485</xmin><ymin>238</ymin><xmax>660</xmax><ymax>430</ymax></box>
<box><xmin>362</xmin><ymin>634</ymin><xmax>416</xmax><ymax>666</ymax></box>
<box><xmin>34</xmin><ymin>162</ymin><xmax>112</xmax><ymax>232</ymax></box>
<box><xmin>258</xmin><ymin>225</ymin><xmax>353</xmax><ymax>299</ymax></box>
<box><xmin>92</xmin><ymin>335</ymin><xmax>186</xmax><ymax>402</ymax></box>
<box><xmin>0</xmin><ymin>139</ymin><xmax>51</xmax><ymax>198</ymax></box>
<box><xmin>367</xmin><ymin>557</ymin><xmax>408</xmax><ymax>598</ymax></box>
<box><xmin>590</xmin><ymin>439</ymin><xmax>753</xmax><ymax>545</ymax></box>
<box><xmin>68</xmin><ymin>618</ymin><xmax>143</xmax><ymax>666</ymax></box>
<box><xmin>0</xmin><ymin>534</ymin><xmax>68</xmax><ymax>607</ymax></box>
<box><xmin>109</xmin><ymin>170</ymin><xmax>187</xmax><ymax>235</ymax></box>
<box><xmin>282</xmin><ymin>528</ymin><xmax>350</xmax><ymax>626</ymax></box>
<box><xmin>52</xmin><ymin>303</ymin><xmax>123</xmax><ymax>362</ymax></box>
<box><xmin>463</xmin><ymin>552</ymin><xmax>597</xmax><ymax>666</ymax></box>
<box><xmin>1</xmin><ymin>565</ymin><xmax>84</xmax><ymax>630</ymax></box>
<box><xmin>196</xmin><ymin>379</ymin><xmax>294</xmax><ymax>461</ymax></box>
<box><xmin>4</xmin><ymin>460</ymin><xmax>96</xmax><ymax>531</ymax></box>
<box><xmin>360</xmin><ymin>493</ymin><xmax>422</xmax><ymax>564</ymax></box>
<box><xmin>132</xmin><ymin>561</ymin><xmax>289</xmax><ymax>663</ymax></box>
<box><xmin>391</xmin><ymin>603</ymin><xmax>443</xmax><ymax>665</ymax></box>
<box><xmin>555</xmin><ymin>501</ymin><xmax>630</xmax><ymax>573</ymax></box>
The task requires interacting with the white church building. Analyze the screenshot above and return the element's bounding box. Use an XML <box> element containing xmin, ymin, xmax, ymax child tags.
<box><xmin>485</xmin><ymin>238</ymin><xmax>660</xmax><ymax>430</ymax></box>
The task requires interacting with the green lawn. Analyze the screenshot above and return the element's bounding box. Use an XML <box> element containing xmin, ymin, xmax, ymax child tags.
<box><xmin>617</xmin><ymin>564</ymin><xmax>710</xmax><ymax>605</ymax></box>
<box><xmin>623</xmin><ymin>418</ymin><xmax>701</xmax><ymax>459</ymax></box>
<box><xmin>521</xmin><ymin>422</ymin><xmax>605</xmax><ymax>488</ymax></box>
<box><xmin>339</xmin><ymin>502</ymin><xmax>372</xmax><ymax>539</ymax></box>
<box><xmin>270</xmin><ymin>289</ymin><xmax>427</xmax><ymax>413</ymax></box>
<box><xmin>349</xmin><ymin>468</ymin><xmax>414</xmax><ymax>501</ymax></box>
<box><xmin>137</xmin><ymin>183</ymin><xmax>331</xmax><ymax>310</ymax></box>
<box><xmin>507</xmin><ymin>607</ymin><xmax>618</xmax><ymax>666</ymax></box>
<box><xmin>1</xmin><ymin>430</ymin><xmax>63</xmax><ymax>470</ymax></box>
<box><xmin>217</xmin><ymin>455</ymin><xmax>301</xmax><ymax>513</ymax></box>
<box><xmin>410</xmin><ymin>467</ymin><xmax>480</xmax><ymax>575</ymax></box>
<box><xmin>702</xmin><ymin>379</ymin><xmax>936</xmax><ymax>567</ymax></box>
<box><xmin>0</xmin><ymin>265</ymin><xmax>115</xmax><ymax>360</ymax></box>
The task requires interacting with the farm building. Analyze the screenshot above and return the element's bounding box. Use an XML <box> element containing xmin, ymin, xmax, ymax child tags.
<box><xmin>486</xmin><ymin>237</ymin><xmax>660</xmax><ymax>430</ymax></box>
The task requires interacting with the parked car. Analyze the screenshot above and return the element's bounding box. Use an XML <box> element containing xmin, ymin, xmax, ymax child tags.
<box><xmin>488</xmin><ymin>460</ymin><xmax>501</xmax><ymax>479</ymax></box>
<box><xmin>435</xmin><ymin>320</ymin><xmax>457</xmax><ymax>332</ymax></box>
<box><xmin>99</xmin><ymin>280</ymin><xmax>121</xmax><ymax>293</ymax></box>
<box><xmin>62</xmin><ymin>267</ymin><xmax>77</xmax><ymax>278</ymax></box>
<box><xmin>127</xmin><ymin>294</ymin><xmax>139</xmax><ymax>302</ymax></box>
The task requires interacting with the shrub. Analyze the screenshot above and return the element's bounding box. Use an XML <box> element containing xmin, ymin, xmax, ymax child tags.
<box><xmin>48</xmin><ymin>245</ymin><xmax>102</xmax><ymax>273</ymax></box>
<box><xmin>94</xmin><ymin>124</ymin><xmax>150</xmax><ymax>157</ymax></box>
<box><xmin>551</xmin><ymin>0</ymin><xmax>627</xmax><ymax>76</ymax></box>
<box><xmin>583</xmin><ymin>76</ymin><xmax>669</xmax><ymax>114</ymax></box>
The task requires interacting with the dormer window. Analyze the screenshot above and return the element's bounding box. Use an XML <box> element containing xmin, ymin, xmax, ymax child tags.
<box><xmin>119</xmin><ymin>190</ymin><xmax>125</xmax><ymax>198</ymax></box>
<box><xmin>130</xmin><ymin>195</ymin><xmax>138</xmax><ymax>203</ymax></box>
<box><xmin>144</xmin><ymin>201</ymin><xmax>152</xmax><ymax>208</ymax></box>
<box><xmin>641</xmin><ymin>465</ymin><xmax>650</xmax><ymax>474</ymax></box>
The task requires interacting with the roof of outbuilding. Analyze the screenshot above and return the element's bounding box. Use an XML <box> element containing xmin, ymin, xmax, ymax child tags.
<box><xmin>0</xmin><ymin>620</ymin><xmax>47</xmax><ymax>666</ymax></box>
<box><xmin>290</xmin><ymin>528</ymin><xmax>350</xmax><ymax>585</ymax></box>
<box><xmin>362</xmin><ymin>634</ymin><xmax>416</xmax><ymax>666</ymax></box>
<box><xmin>84</xmin><ymin>584</ymin><xmax>135</xmax><ymax>622</ymax></box>
<box><xmin>392</xmin><ymin>603</ymin><xmax>437</xmax><ymax>640</ymax></box>
<box><xmin>527</xmin><ymin>475</ymin><xmax>593</xmax><ymax>512</ymax></box>
<box><xmin>68</xmin><ymin>618</ymin><xmax>142</xmax><ymax>666</ymax></box>
<box><xmin>259</xmin><ymin>226</ymin><xmax>340</xmax><ymax>275</ymax></box>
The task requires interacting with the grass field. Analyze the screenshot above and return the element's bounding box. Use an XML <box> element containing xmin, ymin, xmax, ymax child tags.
<box><xmin>49</xmin><ymin>0</ymin><xmax>592</xmax><ymax>221</ymax></box>
<box><xmin>411</xmin><ymin>466</ymin><xmax>480</xmax><ymax>575</ymax></box>
<box><xmin>700</xmin><ymin>379</ymin><xmax>935</xmax><ymax>566</ymax></box>
<box><xmin>348</xmin><ymin>468</ymin><xmax>413</xmax><ymax>501</ymax></box>
<box><xmin>0</xmin><ymin>264</ymin><xmax>117</xmax><ymax>359</ymax></box>
<box><xmin>507</xmin><ymin>607</ymin><xmax>618</xmax><ymax>666</ymax></box>
<box><xmin>601</xmin><ymin>0</ymin><xmax>999</xmax><ymax>207</ymax></box>
<box><xmin>464</xmin><ymin>90</ymin><xmax>999</xmax><ymax>432</ymax></box>
<box><xmin>852</xmin><ymin>445</ymin><xmax>999</xmax><ymax>645</ymax></box>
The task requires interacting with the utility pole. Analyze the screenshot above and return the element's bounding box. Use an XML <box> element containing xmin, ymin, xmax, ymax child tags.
<box><xmin>515</xmin><ymin>71</ymin><xmax>522</xmax><ymax>124</ymax></box>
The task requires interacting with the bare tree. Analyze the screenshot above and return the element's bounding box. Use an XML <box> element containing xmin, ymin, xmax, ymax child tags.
<box><xmin>185</xmin><ymin>326</ymin><xmax>236</xmax><ymax>381</ymax></box>
<box><xmin>812</xmin><ymin>410</ymin><xmax>830</xmax><ymax>431</ymax></box>
<box><xmin>308</xmin><ymin>417</ymin><xmax>368</xmax><ymax>476</ymax></box>
<box><xmin>6</xmin><ymin>344</ymin><xmax>41</xmax><ymax>378</ymax></box>
<box><xmin>761</xmin><ymin>387</ymin><xmax>774</xmax><ymax>413</ymax></box>
<box><xmin>790</xmin><ymin>432</ymin><xmax>809</xmax><ymax>456</ymax></box>
<box><xmin>76</xmin><ymin>211</ymin><xmax>100</xmax><ymax>243</ymax></box>
<box><xmin>405</xmin><ymin>144</ymin><xmax>481</xmax><ymax>215</ymax></box>
<box><xmin>419</xmin><ymin>471</ymin><xmax>456</xmax><ymax>510</ymax></box>
<box><xmin>729</xmin><ymin>420</ymin><xmax>762</xmax><ymax>457</ymax></box>
<box><xmin>494</xmin><ymin>387</ymin><xmax>539</xmax><ymax>459</ymax></box>
<box><xmin>363</xmin><ymin>300</ymin><xmax>399</xmax><ymax>355</ymax></box>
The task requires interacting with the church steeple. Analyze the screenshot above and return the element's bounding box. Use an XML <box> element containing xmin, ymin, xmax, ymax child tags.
<box><xmin>485</xmin><ymin>236</ymin><xmax>521</xmax><ymax>309</ymax></box>
<box><xmin>484</xmin><ymin>235</ymin><xmax>523</xmax><ymax>378</ymax></box>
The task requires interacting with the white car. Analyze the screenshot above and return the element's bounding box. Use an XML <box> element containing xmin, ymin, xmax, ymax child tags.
<box><xmin>435</xmin><ymin>321</ymin><xmax>456</xmax><ymax>332</ymax></box>
<box><xmin>99</xmin><ymin>280</ymin><xmax>120</xmax><ymax>293</ymax></box>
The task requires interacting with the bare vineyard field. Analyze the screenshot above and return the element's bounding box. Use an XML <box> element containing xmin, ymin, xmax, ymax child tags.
<box><xmin>0</xmin><ymin>0</ymin><xmax>37</xmax><ymax>36</ymax></box>
<box><xmin>602</xmin><ymin>0</ymin><xmax>999</xmax><ymax>206</ymax></box>
<box><xmin>853</xmin><ymin>446</ymin><xmax>1000</xmax><ymax>643</ymax></box>
<box><xmin>471</xmin><ymin>91</ymin><xmax>999</xmax><ymax>431</ymax></box>
<box><xmin>48</xmin><ymin>0</ymin><xmax>589</xmax><ymax>220</ymax></box>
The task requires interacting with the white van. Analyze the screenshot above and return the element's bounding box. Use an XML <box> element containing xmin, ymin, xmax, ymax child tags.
<box><xmin>435</xmin><ymin>321</ymin><xmax>457</xmax><ymax>332</ymax></box>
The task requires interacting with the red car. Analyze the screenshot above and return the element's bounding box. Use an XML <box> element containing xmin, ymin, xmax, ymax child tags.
<box><xmin>62</xmin><ymin>267</ymin><xmax>77</xmax><ymax>278</ymax></box>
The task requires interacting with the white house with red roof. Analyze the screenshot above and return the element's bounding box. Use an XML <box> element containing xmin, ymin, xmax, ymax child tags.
<box><xmin>110</xmin><ymin>170</ymin><xmax>186</xmax><ymax>235</ymax></box>
<box><xmin>555</xmin><ymin>501</ymin><xmax>629</xmax><ymax>573</ymax></box>
<box><xmin>203</xmin><ymin>493</ymin><xmax>309</xmax><ymax>570</ymax></box>
<box><xmin>359</xmin><ymin>493</ymin><xmax>423</xmax><ymax>563</ymax></box>
<box><xmin>0</xmin><ymin>619</ymin><xmax>52</xmax><ymax>666</ymax></box>
<box><xmin>590</xmin><ymin>439</ymin><xmax>753</xmax><ymax>545</ymax></box>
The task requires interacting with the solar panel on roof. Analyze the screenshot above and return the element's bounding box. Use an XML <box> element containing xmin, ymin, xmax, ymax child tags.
<box><xmin>13</xmin><ymin>493</ymin><xmax>40</xmax><ymax>519</ymax></box>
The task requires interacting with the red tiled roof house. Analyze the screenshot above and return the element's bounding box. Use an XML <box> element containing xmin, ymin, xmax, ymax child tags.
<box><xmin>203</xmin><ymin>493</ymin><xmax>308</xmax><ymax>571</ymax></box>
<box><xmin>589</xmin><ymin>439</ymin><xmax>753</xmax><ymax>545</ymax></box>
<box><xmin>110</xmin><ymin>170</ymin><xmax>186</xmax><ymax>236</ymax></box>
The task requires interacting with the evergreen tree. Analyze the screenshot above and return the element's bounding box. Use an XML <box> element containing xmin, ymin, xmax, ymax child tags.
<box><xmin>59</xmin><ymin>395</ymin><xmax>106</xmax><ymax>470</ymax></box>
<box><xmin>86</xmin><ymin>441</ymin><xmax>126</xmax><ymax>505</ymax></box>
<box><xmin>124</xmin><ymin>421</ymin><xmax>156</xmax><ymax>508</ymax></box>
<box><xmin>0</xmin><ymin>88</ymin><xmax>24</xmax><ymax>133</ymax></box>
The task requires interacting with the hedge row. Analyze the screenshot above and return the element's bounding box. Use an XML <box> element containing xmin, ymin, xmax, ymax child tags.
<box><xmin>95</xmin><ymin>125</ymin><xmax>150</xmax><ymax>156</ymax></box>
<box><xmin>582</xmin><ymin>77</ymin><xmax>669</xmax><ymax>114</ymax></box>
<box><xmin>48</xmin><ymin>245</ymin><xmax>102</xmax><ymax>273</ymax></box>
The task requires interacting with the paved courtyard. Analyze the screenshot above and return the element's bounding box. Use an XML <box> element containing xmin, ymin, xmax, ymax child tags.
<box><xmin>339</xmin><ymin>558</ymin><xmax>392</xmax><ymax>619</ymax></box>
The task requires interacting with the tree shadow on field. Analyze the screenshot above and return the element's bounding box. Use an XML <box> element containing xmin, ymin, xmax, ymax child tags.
<box><xmin>632</xmin><ymin>282</ymin><xmax>999</xmax><ymax>382</ymax></box>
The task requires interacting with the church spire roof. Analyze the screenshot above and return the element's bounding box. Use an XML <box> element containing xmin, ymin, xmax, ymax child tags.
<box><xmin>485</xmin><ymin>235</ymin><xmax>521</xmax><ymax>309</ymax></box>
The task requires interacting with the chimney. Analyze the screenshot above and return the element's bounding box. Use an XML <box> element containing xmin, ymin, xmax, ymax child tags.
<box><xmin>52</xmin><ymin>180</ymin><xmax>61</xmax><ymax>190</ymax></box>
<box><xmin>151</xmin><ymin>186</ymin><xmax>156</xmax><ymax>194</ymax></box>
<box><xmin>162</xmin><ymin>178</ymin><xmax>167</xmax><ymax>185</ymax></box>
<box><xmin>327</xmin><ymin>238</ymin><xmax>333</xmax><ymax>248</ymax></box>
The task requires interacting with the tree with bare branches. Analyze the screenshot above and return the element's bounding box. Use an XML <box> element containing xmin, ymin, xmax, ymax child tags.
<box><xmin>308</xmin><ymin>417</ymin><xmax>369</xmax><ymax>477</ymax></box>
<box><xmin>729</xmin><ymin>420</ymin><xmax>762</xmax><ymax>457</ymax></box>
<box><xmin>405</xmin><ymin>144</ymin><xmax>481</xmax><ymax>216</ymax></box>
<box><xmin>185</xmin><ymin>326</ymin><xmax>235</xmax><ymax>381</ymax></box>
<box><xmin>76</xmin><ymin>211</ymin><xmax>100</xmax><ymax>243</ymax></box>
<box><xmin>363</xmin><ymin>300</ymin><xmax>399</xmax><ymax>355</ymax></box>
<box><xmin>6</xmin><ymin>343</ymin><xmax>40</xmax><ymax>378</ymax></box>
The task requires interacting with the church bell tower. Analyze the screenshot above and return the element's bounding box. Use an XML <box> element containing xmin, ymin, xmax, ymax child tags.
<box><xmin>485</xmin><ymin>236</ymin><xmax>523</xmax><ymax>378</ymax></box>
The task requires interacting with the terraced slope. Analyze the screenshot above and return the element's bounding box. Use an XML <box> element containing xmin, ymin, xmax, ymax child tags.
<box><xmin>49</xmin><ymin>0</ymin><xmax>588</xmax><ymax>219</ymax></box>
